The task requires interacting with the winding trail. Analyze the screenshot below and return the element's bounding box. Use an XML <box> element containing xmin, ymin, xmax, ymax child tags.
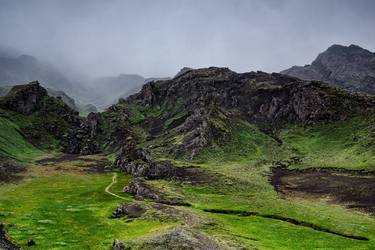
<box><xmin>105</xmin><ymin>173</ymin><xmax>127</xmax><ymax>200</ymax></box>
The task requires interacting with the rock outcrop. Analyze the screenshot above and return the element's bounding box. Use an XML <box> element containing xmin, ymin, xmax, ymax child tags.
<box><xmin>130</xmin><ymin>227</ymin><xmax>221</xmax><ymax>250</ymax></box>
<box><xmin>281</xmin><ymin>44</ymin><xmax>375</xmax><ymax>95</ymax></box>
<box><xmin>111</xmin><ymin>202</ymin><xmax>146</xmax><ymax>219</ymax></box>
<box><xmin>0</xmin><ymin>82</ymin><xmax>102</xmax><ymax>155</ymax></box>
<box><xmin>63</xmin><ymin>112</ymin><xmax>103</xmax><ymax>155</ymax></box>
<box><xmin>122</xmin><ymin>67</ymin><xmax>375</xmax><ymax>157</ymax></box>
<box><xmin>0</xmin><ymin>224</ymin><xmax>20</xmax><ymax>250</ymax></box>
<box><xmin>0</xmin><ymin>81</ymin><xmax>47</xmax><ymax>114</ymax></box>
<box><xmin>0</xmin><ymin>157</ymin><xmax>25</xmax><ymax>182</ymax></box>
<box><xmin>124</xmin><ymin>179</ymin><xmax>190</xmax><ymax>206</ymax></box>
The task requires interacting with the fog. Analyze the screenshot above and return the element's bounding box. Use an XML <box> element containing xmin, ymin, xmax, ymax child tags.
<box><xmin>0</xmin><ymin>0</ymin><xmax>374</xmax><ymax>78</ymax></box>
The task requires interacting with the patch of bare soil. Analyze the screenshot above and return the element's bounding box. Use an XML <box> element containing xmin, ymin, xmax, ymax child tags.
<box><xmin>35</xmin><ymin>154</ymin><xmax>80</xmax><ymax>164</ymax></box>
<box><xmin>271</xmin><ymin>167</ymin><xmax>375</xmax><ymax>215</ymax></box>
<box><xmin>36</xmin><ymin>154</ymin><xmax>111</xmax><ymax>173</ymax></box>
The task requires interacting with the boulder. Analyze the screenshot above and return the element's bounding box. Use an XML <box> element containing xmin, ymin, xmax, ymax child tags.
<box><xmin>112</xmin><ymin>239</ymin><xmax>128</xmax><ymax>250</ymax></box>
<box><xmin>111</xmin><ymin>202</ymin><xmax>146</xmax><ymax>219</ymax></box>
<box><xmin>124</xmin><ymin>179</ymin><xmax>190</xmax><ymax>206</ymax></box>
<box><xmin>27</xmin><ymin>239</ymin><xmax>36</xmax><ymax>247</ymax></box>
<box><xmin>132</xmin><ymin>227</ymin><xmax>221</xmax><ymax>250</ymax></box>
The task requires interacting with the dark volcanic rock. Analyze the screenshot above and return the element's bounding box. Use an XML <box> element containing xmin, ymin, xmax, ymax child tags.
<box><xmin>0</xmin><ymin>81</ymin><xmax>103</xmax><ymax>155</ymax></box>
<box><xmin>133</xmin><ymin>227</ymin><xmax>221</xmax><ymax>250</ymax></box>
<box><xmin>114</xmin><ymin>137</ymin><xmax>211</xmax><ymax>183</ymax></box>
<box><xmin>111</xmin><ymin>202</ymin><xmax>146</xmax><ymax>219</ymax></box>
<box><xmin>112</xmin><ymin>239</ymin><xmax>128</xmax><ymax>250</ymax></box>
<box><xmin>113</xmin><ymin>137</ymin><xmax>175</xmax><ymax>179</ymax></box>
<box><xmin>281</xmin><ymin>44</ymin><xmax>375</xmax><ymax>95</ymax></box>
<box><xmin>0</xmin><ymin>157</ymin><xmax>25</xmax><ymax>183</ymax></box>
<box><xmin>0</xmin><ymin>224</ymin><xmax>20</xmax><ymax>250</ymax></box>
<box><xmin>0</xmin><ymin>81</ymin><xmax>47</xmax><ymax>114</ymax></box>
<box><xmin>63</xmin><ymin>112</ymin><xmax>103</xmax><ymax>155</ymax></box>
<box><xmin>124</xmin><ymin>178</ymin><xmax>190</xmax><ymax>206</ymax></box>
<box><xmin>27</xmin><ymin>239</ymin><xmax>36</xmax><ymax>247</ymax></box>
<box><xmin>124</xmin><ymin>67</ymin><xmax>375</xmax><ymax>157</ymax></box>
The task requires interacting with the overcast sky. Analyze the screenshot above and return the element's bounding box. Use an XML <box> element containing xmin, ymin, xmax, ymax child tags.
<box><xmin>0</xmin><ymin>0</ymin><xmax>374</xmax><ymax>78</ymax></box>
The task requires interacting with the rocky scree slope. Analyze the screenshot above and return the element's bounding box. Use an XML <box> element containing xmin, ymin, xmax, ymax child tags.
<box><xmin>281</xmin><ymin>44</ymin><xmax>375</xmax><ymax>95</ymax></box>
<box><xmin>112</xmin><ymin>67</ymin><xmax>375</xmax><ymax>159</ymax></box>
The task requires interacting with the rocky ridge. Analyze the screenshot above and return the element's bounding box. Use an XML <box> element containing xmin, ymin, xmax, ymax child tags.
<box><xmin>281</xmin><ymin>44</ymin><xmax>375</xmax><ymax>94</ymax></box>
<box><xmin>120</xmin><ymin>67</ymin><xmax>375</xmax><ymax>158</ymax></box>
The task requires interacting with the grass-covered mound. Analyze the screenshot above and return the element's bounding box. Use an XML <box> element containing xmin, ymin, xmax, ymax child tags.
<box><xmin>0</xmin><ymin>113</ymin><xmax>43</xmax><ymax>162</ymax></box>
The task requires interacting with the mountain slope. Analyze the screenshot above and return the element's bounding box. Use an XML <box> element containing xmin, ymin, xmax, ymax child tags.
<box><xmin>3</xmin><ymin>69</ymin><xmax>375</xmax><ymax>249</ymax></box>
<box><xmin>281</xmin><ymin>44</ymin><xmax>375</xmax><ymax>94</ymax></box>
<box><xmin>104</xmin><ymin>67</ymin><xmax>375</xmax><ymax>160</ymax></box>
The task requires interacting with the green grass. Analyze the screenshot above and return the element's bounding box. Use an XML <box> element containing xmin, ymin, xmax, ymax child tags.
<box><xmin>0</xmin><ymin>166</ymin><xmax>176</xmax><ymax>249</ymax></box>
<box><xmin>0</xmin><ymin>116</ymin><xmax>43</xmax><ymax>161</ymax></box>
<box><xmin>279</xmin><ymin>115</ymin><xmax>375</xmax><ymax>170</ymax></box>
<box><xmin>152</xmin><ymin>161</ymin><xmax>375</xmax><ymax>249</ymax></box>
<box><xmin>2</xmin><ymin>107</ymin><xmax>375</xmax><ymax>249</ymax></box>
<box><xmin>196</xmin><ymin>119</ymin><xmax>274</xmax><ymax>164</ymax></box>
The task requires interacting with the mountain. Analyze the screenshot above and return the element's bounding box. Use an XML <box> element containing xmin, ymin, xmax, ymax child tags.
<box><xmin>281</xmin><ymin>44</ymin><xmax>375</xmax><ymax>94</ymax></box>
<box><xmin>102</xmin><ymin>67</ymin><xmax>375</xmax><ymax>159</ymax></box>
<box><xmin>0</xmin><ymin>54</ymin><xmax>75</xmax><ymax>94</ymax></box>
<box><xmin>3</xmin><ymin>69</ymin><xmax>375</xmax><ymax>249</ymax></box>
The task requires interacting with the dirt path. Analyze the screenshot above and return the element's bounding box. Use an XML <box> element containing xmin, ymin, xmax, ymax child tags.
<box><xmin>105</xmin><ymin>173</ymin><xmax>127</xmax><ymax>200</ymax></box>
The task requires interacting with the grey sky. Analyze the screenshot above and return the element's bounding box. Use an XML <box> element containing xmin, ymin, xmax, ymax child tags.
<box><xmin>0</xmin><ymin>0</ymin><xmax>374</xmax><ymax>78</ymax></box>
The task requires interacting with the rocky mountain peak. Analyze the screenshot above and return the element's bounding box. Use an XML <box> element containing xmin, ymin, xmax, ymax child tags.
<box><xmin>281</xmin><ymin>44</ymin><xmax>375</xmax><ymax>94</ymax></box>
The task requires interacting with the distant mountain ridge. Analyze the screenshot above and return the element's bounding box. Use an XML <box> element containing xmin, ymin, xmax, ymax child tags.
<box><xmin>0</xmin><ymin>49</ymin><xmax>159</xmax><ymax>110</ymax></box>
<box><xmin>0</xmin><ymin>54</ymin><xmax>74</xmax><ymax>94</ymax></box>
<box><xmin>281</xmin><ymin>44</ymin><xmax>375</xmax><ymax>94</ymax></box>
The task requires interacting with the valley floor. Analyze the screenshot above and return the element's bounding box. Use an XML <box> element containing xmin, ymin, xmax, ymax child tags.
<box><xmin>1</xmin><ymin>153</ymin><xmax>375</xmax><ymax>249</ymax></box>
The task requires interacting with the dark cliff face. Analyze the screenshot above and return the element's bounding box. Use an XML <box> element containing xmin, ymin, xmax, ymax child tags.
<box><xmin>281</xmin><ymin>44</ymin><xmax>375</xmax><ymax>94</ymax></box>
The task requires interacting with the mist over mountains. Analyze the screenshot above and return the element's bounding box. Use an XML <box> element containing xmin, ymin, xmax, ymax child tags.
<box><xmin>0</xmin><ymin>45</ymin><xmax>170</xmax><ymax>110</ymax></box>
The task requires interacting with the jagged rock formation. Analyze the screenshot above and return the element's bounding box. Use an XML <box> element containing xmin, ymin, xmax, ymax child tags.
<box><xmin>0</xmin><ymin>82</ymin><xmax>100</xmax><ymax>154</ymax></box>
<box><xmin>113</xmin><ymin>137</ymin><xmax>176</xmax><ymax>179</ymax></box>
<box><xmin>113</xmin><ymin>137</ymin><xmax>211</xmax><ymax>183</ymax></box>
<box><xmin>124</xmin><ymin>179</ymin><xmax>190</xmax><ymax>206</ymax></box>
<box><xmin>0</xmin><ymin>81</ymin><xmax>48</xmax><ymax>114</ymax></box>
<box><xmin>121</xmin><ymin>67</ymin><xmax>375</xmax><ymax>157</ymax></box>
<box><xmin>281</xmin><ymin>44</ymin><xmax>375</xmax><ymax>94</ymax></box>
<box><xmin>0</xmin><ymin>85</ymin><xmax>97</xmax><ymax>113</ymax></box>
<box><xmin>63</xmin><ymin>112</ymin><xmax>102</xmax><ymax>154</ymax></box>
